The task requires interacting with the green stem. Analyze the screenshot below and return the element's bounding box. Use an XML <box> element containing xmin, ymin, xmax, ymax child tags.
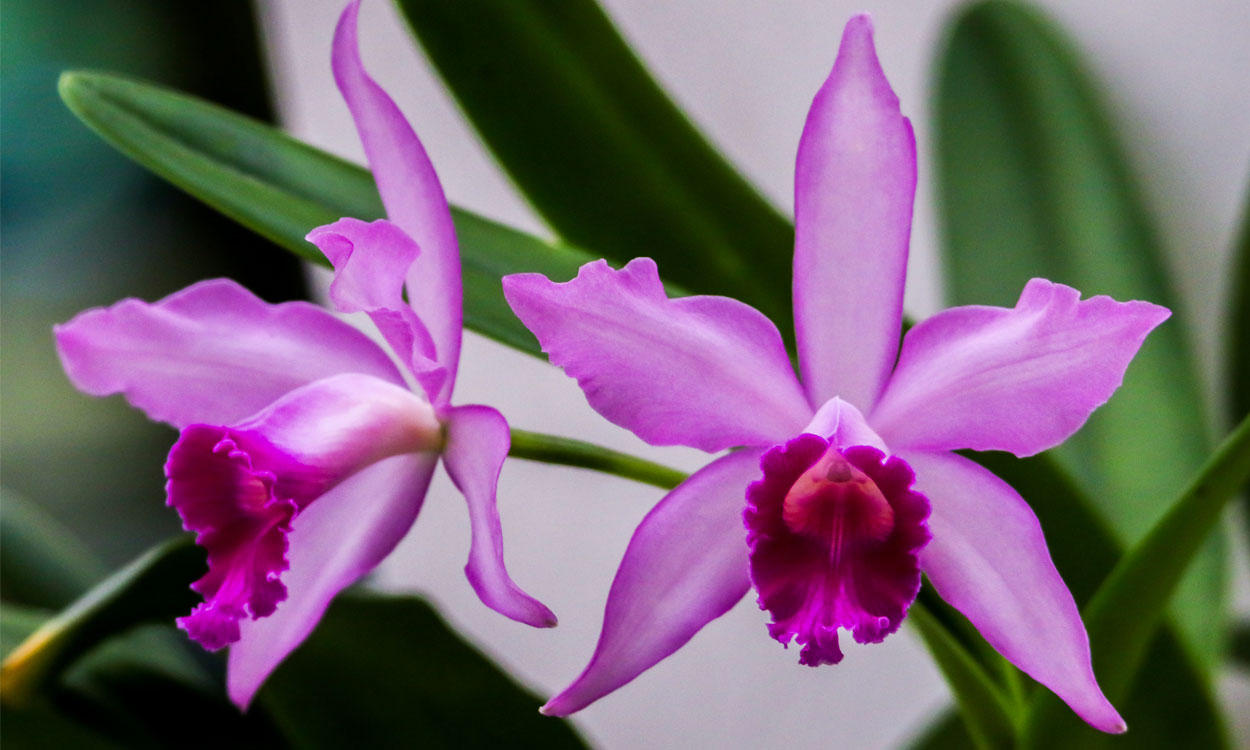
<box><xmin>508</xmin><ymin>429</ymin><xmax>688</xmax><ymax>490</ymax></box>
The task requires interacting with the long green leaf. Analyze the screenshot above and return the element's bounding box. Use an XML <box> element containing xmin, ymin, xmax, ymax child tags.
<box><xmin>395</xmin><ymin>0</ymin><xmax>795</xmax><ymax>340</ymax></box>
<box><xmin>1228</xmin><ymin>182</ymin><xmax>1250</xmax><ymax>549</ymax></box>
<box><xmin>908</xmin><ymin>603</ymin><xmax>1017</xmax><ymax>750</ymax></box>
<box><xmin>259</xmin><ymin>591</ymin><xmax>588</xmax><ymax>749</ymax></box>
<box><xmin>934</xmin><ymin>0</ymin><xmax>1222</xmax><ymax>662</ymax></box>
<box><xmin>57</xmin><ymin>70</ymin><xmax>595</xmax><ymax>356</ymax></box>
<box><xmin>0</xmin><ymin>535</ymin><xmax>206</xmax><ymax>707</ymax></box>
<box><xmin>1022</xmin><ymin>416</ymin><xmax>1250</xmax><ymax>749</ymax></box>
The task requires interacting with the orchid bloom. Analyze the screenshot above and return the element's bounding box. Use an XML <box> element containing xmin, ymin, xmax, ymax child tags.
<box><xmin>504</xmin><ymin>16</ymin><xmax>1166</xmax><ymax>732</ymax></box>
<box><xmin>54</xmin><ymin>0</ymin><xmax>553</xmax><ymax>709</ymax></box>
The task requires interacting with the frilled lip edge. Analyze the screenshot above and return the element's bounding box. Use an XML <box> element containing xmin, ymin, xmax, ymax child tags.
<box><xmin>743</xmin><ymin>434</ymin><xmax>931</xmax><ymax>666</ymax></box>
<box><xmin>165</xmin><ymin>426</ymin><xmax>319</xmax><ymax>651</ymax></box>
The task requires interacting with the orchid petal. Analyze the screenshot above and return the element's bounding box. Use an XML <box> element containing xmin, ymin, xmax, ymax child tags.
<box><xmin>793</xmin><ymin>15</ymin><xmax>916</xmax><ymax>410</ymax></box>
<box><xmin>901</xmin><ymin>449</ymin><xmax>1125</xmax><ymax>734</ymax></box>
<box><xmin>226</xmin><ymin>451</ymin><xmax>438</xmax><ymax>709</ymax></box>
<box><xmin>541</xmin><ymin>448</ymin><xmax>764</xmax><ymax>716</ymax></box>
<box><xmin>307</xmin><ymin>217</ymin><xmax>446</xmax><ymax>399</ymax></box>
<box><xmin>54</xmin><ymin>278</ymin><xmax>405</xmax><ymax>428</ymax></box>
<box><xmin>333</xmin><ymin>0</ymin><xmax>461</xmax><ymax>401</ymax></box>
<box><xmin>504</xmin><ymin>259</ymin><xmax>810</xmax><ymax>452</ymax></box>
<box><xmin>443</xmin><ymin>404</ymin><xmax>557</xmax><ymax>628</ymax></box>
<box><xmin>871</xmin><ymin>279</ymin><xmax>1170</xmax><ymax>457</ymax></box>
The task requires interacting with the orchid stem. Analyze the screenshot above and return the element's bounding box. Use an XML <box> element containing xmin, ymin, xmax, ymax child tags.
<box><xmin>508</xmin><ymin>429</ymin><xmax>688</xmax><ymax>490</ymax></box>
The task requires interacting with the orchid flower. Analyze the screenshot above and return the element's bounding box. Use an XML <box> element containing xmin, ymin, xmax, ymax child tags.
<box><xmin>504</xmin><ymin>16</ymin><xmax>1166</xmax><ymax>733</ymax></box>
<box><xmin>53</xmin><ymin>0</ymin><xmax>553</xmax><ymax>709</ymax></box>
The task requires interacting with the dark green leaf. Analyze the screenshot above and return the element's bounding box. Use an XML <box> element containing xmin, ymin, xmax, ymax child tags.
<box><xmin>905</xmin><ymin>711</ymin><xmax>976</xmax><ymax>750</ymax></box>
<box><xmin>934</xmin><ymin>0</ymin><xmax>1222</xmax><ymax>660</ymax></box>
<box><xmin>57</xmin><ymin>70</ymin><xmax>597</xmax><ymax>356</ymax></box>
<box><xmin>1022</xmin><ymin>416</ymin><xmax>1250</xmax><ymax>749</ymax></box>
<box><xmin>1230</xmin><ymin>183</ymin><xmax>1250</xmax><ymax>426</ymax></box>
<box><xmin>1232</xmin><ymin>622</ymin><xmax>1250</xmax><ymax>668</ymax></box>
<box><xmin>0</xmin><ymin>535</ymin><xmax>206</xmax><ymax>706</ymax></box>
<box><xmin>2</xmin><ymin>605</ymin><xmax>285</xmax><ymax>750</ymax></box>
<box><xmin>396</xmin><ymin>0</ymin><xmax>795</xmax><ymax>340</ymax></box>
<box><xmin>259</xmin><ymin>591</ymin><xmax>589</xmax><ymax>749</ymax></box>
<box><xmin>908</xmin><ymin>603</ymin><xmax>1017</xmax><ymax>750</ymax></box>
<box><xmin>0</xmin><ymin>490</ymin><xmax>103</xmax><ymax>609</ymax></box>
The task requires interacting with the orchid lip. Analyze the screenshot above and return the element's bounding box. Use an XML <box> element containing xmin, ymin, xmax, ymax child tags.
<box><xmin>745</xmin><ymin>434</ymin><xmax>931</xmax><ymax>666</ymax></box>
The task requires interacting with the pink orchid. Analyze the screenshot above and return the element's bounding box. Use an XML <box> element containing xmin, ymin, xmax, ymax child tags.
<box><xmin>504</xmin><ymin>16</ymin><xmax>1166</xmax><ymax>733</ymax></box>
<box><xmin>54</xmin><ymin>0</ymin><xmax>553</xmax><ymax>709</ymax></box>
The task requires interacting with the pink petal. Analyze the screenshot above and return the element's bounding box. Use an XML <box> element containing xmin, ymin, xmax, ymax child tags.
<box><xmin>504</xmin><ymin>259</ymin><xmax>811</xmax><ymax>452</ymax></box>
<box><xmin>333</xmin><ymin>0</ymin><xmax>461</xmax><ymax>403</ymax></box>
<box><xmin>541</xmin><ymin>448</ymin><xmax>764</xmax><ymax>717</ymax></box>
<box><xmin>901</xmin><ymin>449</ymin><xmax>1125</xmax><ymax>734</ymax></box>
<box><xmin>745</xmin><ymin>436</ymin><xmax>929</xmax><ymax>666</ymax></box>
<box><xmin>227</xmin><ymin>452</ymin><xmax>438</xmax><ymax>709</ymax></box>
<box><xmin>168</xmin><ymin>373</ymin><xmax>441</xmax><ymax>651</ymax></box>
<box><xmin>871</xmin><ymin>279</ymin><xmax>1171</xmax><ymax>457</ymax></box>
<box><xmin>443</xmin><ymin>404</ymin><xmax>557</xmax><ymax>628</ymax></box>
<box><xmin>54</xmin><ymin>278</ymin><xmax>405</xmax><ymax>428</ymax></box>
<box><xmin>793</xmin><ymin>14</ymin><xmax>916</xmax><ymax>410</ymax></box>
<box><xmin>307</xmin><ymin>217</ymin><xmax>446</xmax><ymax>400</ymax></box>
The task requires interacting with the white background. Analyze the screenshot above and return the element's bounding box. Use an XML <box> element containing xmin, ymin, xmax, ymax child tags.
<box><xmin>259</xmin><ymin>1</ymin><xmax>1250</xmax><ymax>747</ymax></box>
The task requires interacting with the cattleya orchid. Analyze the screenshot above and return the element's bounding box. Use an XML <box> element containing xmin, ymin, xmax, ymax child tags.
<box><xmin>54</xmin><ymin>0</ymin><xmax>553</xmax><ymax>708</ymax></box>
<box><xmin>504</xmin><ymin>17</ymin><xmax>1166</xmax><ymax>732</ymax></box>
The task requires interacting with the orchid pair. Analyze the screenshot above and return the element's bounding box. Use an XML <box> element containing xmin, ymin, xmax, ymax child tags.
<box><xmin>54</xmin><ymin>1</ymin><xmax>1165</xmax><ymax>735</ymax></box>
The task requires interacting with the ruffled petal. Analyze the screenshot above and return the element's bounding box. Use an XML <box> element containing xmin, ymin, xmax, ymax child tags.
<box><xmin>333</xmin><ymin>0</ymin><xmax>461</xmax><ymax>402</ymax></box>
<box><xmin>541</xmin><ymin>449</ymin><xmax>763</xmax><ymax>716</ymax></box>
<box><xmin>167</xmin><ymin>373</ymin><xmax>440</xmax><ymax>651</ymax></box>
<box><xmin>54</xmin><ymin>278</ymin><xmax>405</xmax><ymax>428</ymax></box>
<box><xmin>442</xmin><ymin>404</ymin><xmax>556</xmax><ymax>628</ymax></box>
<box><xmin>871</xmin><ymin>279</ymin><xmax>1170</xmax><ymax>457</ymax></box>
<box><xmin>307</xmin><ymin>217</ymin><xmax>446</xmax><ymax>399</ymax></box>
<box><xmin>226</xmin><ymin>452</ymin><xmax>438</xmax><ymax>709</ymax></box>
<box><xmin>504</xmin><ymin>259</ymin><xmax>811</xmax><ymax>452</ymax></box>
<box><xmin>745</xmin><ymin>436</ymin><xmax>929</xmax><ymax>666</ymax></box>
<box><xmin>901</xmin><ymin>449</ymin><xmax>1125</xmax><ymax>733</ymax></box>
<box><xmin>793</xmin><ymin>15</ymin><xmax>916</xmax><ymax>410</ymax></box>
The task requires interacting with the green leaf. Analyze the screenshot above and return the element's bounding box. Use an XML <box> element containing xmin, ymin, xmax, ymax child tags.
<box><xmin>1022</xmin><ymin>416</ymin><xmax>1250</xmax><ymax>749</ymax></box>
<box><xmin>1230</xmin><ymin>183</ymin><xmax>1250</xmax><ymax>426</ymax></box>
<box><xmin>908</xmin><ymin>602</ymin><xmax>1017</xmax><ymax>750</ymax></box>
<box><xmin>0</xmin><ymin>490</ymin><xmax>104</xmax><ymax>610</ymax></box>
<box><xmin>0</xmin><ymin>535</ymin><xmax>206</xmax><ymax>706</ymax></box>
<box><xmin>905</xmin><ymin>711</ymin><xmax>976</xmax><ymax>750</ymax></box>
<box><xmin>395</xmin><ymin>0</ymin><xmax>795</xmax><ymax>340</ymax></box>
<box><xmin>57</xmin><ymin>69</ymin><xmax>596</xmax><ymax>357</ymax></box>
<box><xmin>2</xmin><ymin>605</ymin><xmax>285</xmax><ymax>750</ymax></box>
<box><xmin>259</xmin><ymin>590</ymin><xmax>589</xmax><ymax>749</ymax></box>
<box><xmin>934</xmin><ymin>0</ymin><xmax>1222</xmax><ymax>661</ymax></box>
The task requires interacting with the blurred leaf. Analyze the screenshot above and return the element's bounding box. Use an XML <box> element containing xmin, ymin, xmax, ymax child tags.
<box><xmin>905</xmin><ymin>711</ymin><xmax>976</xmax><ymax>750</ymax></box>
<box><xmin>1232</xmin><ymin>622</ymin><xmax>1250</xmax><ymax>668</ymax></box>
<box><xmin>934</xmin><ymin>0</ymin><xmax>1221</xmax><ymax>661</ymax></box>
<box><xmin>2</xmin><ymin>604</ymin><xmax>284</xmax><ymax>750</ymax></box>
<box><xmin>396</xmin><ymin>0</ymin><xmax>794</xmax><ymax>340</ymax></box>
<box><xmin>0</xmin><ymin>489</ymin><xmax>104</xmax><ymax>609</ymax></box>
<box><xmin>1</xmin><ymin>535</ymin><xmax>206</xmax><ymax>706</ymax></box>
<box><xmin>908</xmin><ymin>603</ymin><xmax>1017</xmax><ymax>750</ymax></box>
<box><xmin>1230</xmin><ymin>183</ymin><xmax>1250</xmax><ymax>425</ymax></box>
<box><xmin>259</xmin><ymin>590</ymin><xmax>589</xmax><ymax>749</ymax></box>
<box><xmin>1022</xmin><ymin>416</ymin><xmax>1250</xmax><ymax>749</ymax></box>
<box><xmin>57</xmin><ymin>70</ymin><xmax>596</xmax><ymax>356</ymax></box>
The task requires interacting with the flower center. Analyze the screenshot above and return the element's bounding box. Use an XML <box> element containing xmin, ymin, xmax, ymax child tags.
<box><xmin>744</xmin><ymin>433</ymin><xmax>931</xmax><ymax>667</ymax></box>
<box><xmin>781</xmin><ymin>450</ymin><xmax>895</xmax><ymax>559</ymax></box>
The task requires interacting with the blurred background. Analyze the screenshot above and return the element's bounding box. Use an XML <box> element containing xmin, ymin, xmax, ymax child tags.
<box><xmin>3</xmin><ymin>0</ymin><xmax>1248</xmax><ymax>748</ymax></box>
